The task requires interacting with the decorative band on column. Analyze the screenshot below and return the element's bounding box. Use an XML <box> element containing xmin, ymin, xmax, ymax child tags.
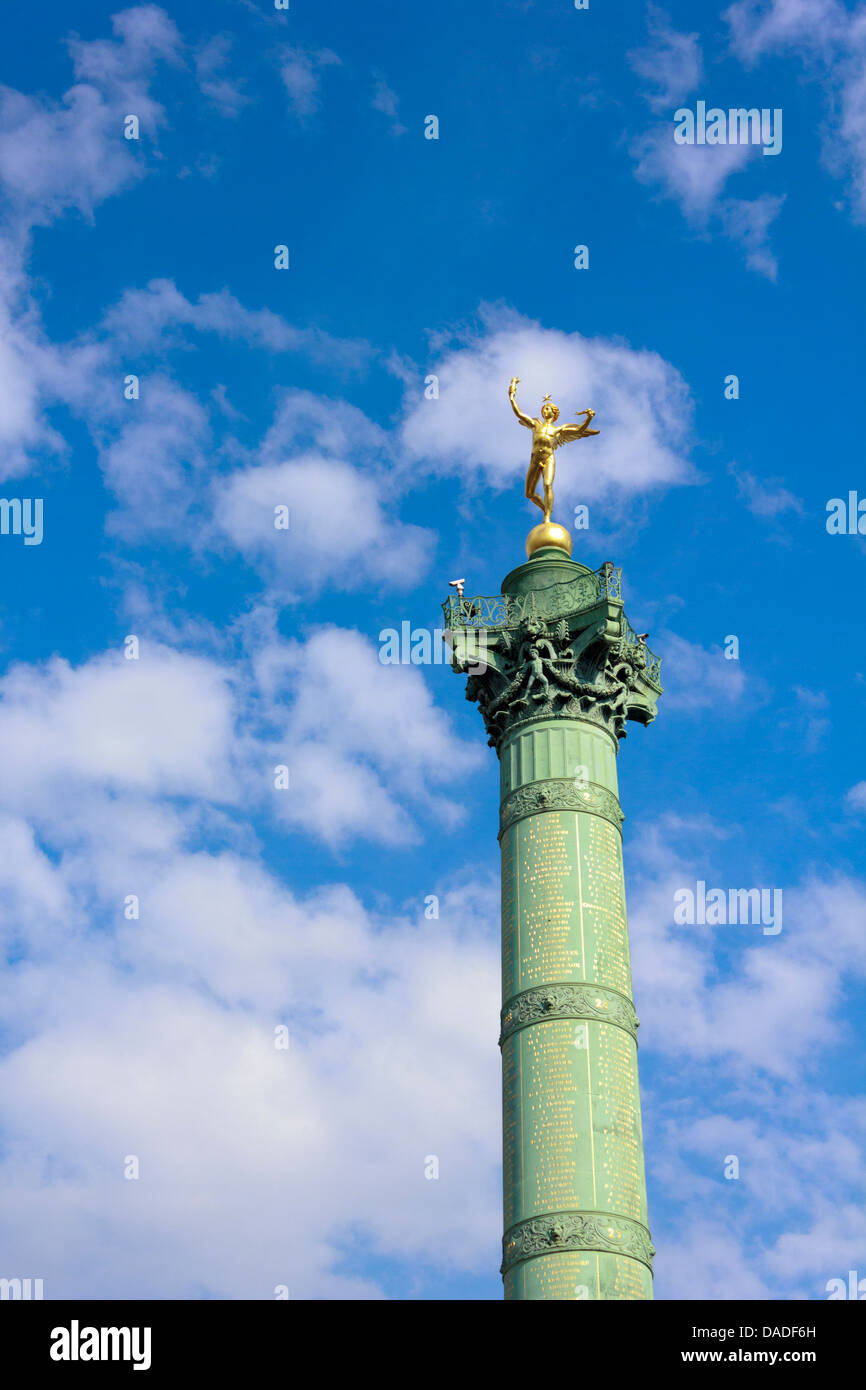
<box><xmin>498</xmin><ymin>777</ymin><xmax>624</xmax><ymax>840</ymax></box>
<box><xmin>499</xmin><ymin>982</ymin><xmax>639</xmax><ymax>1047</ymax></box>
<box><xmin>501</xmin><ymin>1210</ymin><xmax>655</xmax><ymax>1276</ymax></box>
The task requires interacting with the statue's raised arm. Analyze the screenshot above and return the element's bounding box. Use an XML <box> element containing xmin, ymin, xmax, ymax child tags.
<box><xmin>508</xmin><ymin>377</ymin><xmax>535</xmax><ymax>429</ymax></box>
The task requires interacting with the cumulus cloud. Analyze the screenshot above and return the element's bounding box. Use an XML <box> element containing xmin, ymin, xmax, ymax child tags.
<box><xmin>0</xmin><ymin>251</ymin><xmax>65</xmax><ymax>471</ymax></box>
<box><xmin>0</xmin><ymin>644</ymin><xmax>236</xmax><ymax>815</ymax></box>
<box><xmin>0</xmin><ymin>5</ymin><xmax>181</xmax><ymax>231</ymax></box>
<box><xmin>214</xmin><ymin>453</ymin><xmax>433</xmax><ymax>597</ymax></box>
<box><xmin>618</xmin><ymin>811</ymin><xmax>866</xmax><ymax>1298</ymax></box>
<box><xmin>726</xmin><ymin>0</ymin><xmax>866</xmax><ymax>222</ymax></box>
<box><xmin>628</xmin><ymin>9</ymin><xmax>785</xmax><ymax>277</ymax></box>
<box><xmin>0</xmin><ymin>628</ymin><xmax>499</xmax><ymax>1297</ymax></box>
<box><xmin>0</xmin><ymin>616</ymin><xmax>477</xmax><ymax>856</ymax></box>
<box><xmin>651</xmin><ymin>1092</ymin><xmax>866</xmax><ymax>1298</ymax></box>
<box><xmin>399</xmin><ymin>306</ymin><xmax>696</xmax><ymax>507</ymax></box>
<box><xmin>647</xmin><ymin>1073</ymin><xmax>866</xmax><ymax>1298</ymax></box>
<box><xmin>245</xmin><ymin>622</ymin><xmax>484</xmax><ymax>846</ymax></box>
<box><xmin>0</xmin><ymin>858</ymin><xmax>500</xmax><ymax>1297</ymax></box>
<box><xmin>99</xmin><ymin>375</ymin><xmax>212</xmax><ymax>535</ymax></box>
<box><xmin>628</xmin><ymin>819</ymin><xmax>866</xmax><ymax>1079</ymax></box>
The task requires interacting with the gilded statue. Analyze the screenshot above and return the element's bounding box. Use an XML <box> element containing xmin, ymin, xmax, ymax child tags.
<box><xmin>508</xmin><ymin>377</ymin><xmax>599</xmax><ymax>524</ymax></box>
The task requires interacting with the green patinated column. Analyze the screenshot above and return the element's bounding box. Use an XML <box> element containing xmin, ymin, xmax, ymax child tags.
<box><xmin>444</xmin><ymin>545</ymin><xmax>663</xmax><ymax>1301</ymax></box>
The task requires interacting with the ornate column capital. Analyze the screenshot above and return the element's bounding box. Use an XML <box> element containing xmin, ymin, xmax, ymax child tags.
<box><xmin>443</xmin><ymin>558</ymin><xmax>661</xmax><ymax>754</ymax></box>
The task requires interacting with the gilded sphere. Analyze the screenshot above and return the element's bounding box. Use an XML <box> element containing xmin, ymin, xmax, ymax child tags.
<box><xmin>526</xmin><ymin>522</ymin><xmax>573</xmax><ymax>559</ymax></box>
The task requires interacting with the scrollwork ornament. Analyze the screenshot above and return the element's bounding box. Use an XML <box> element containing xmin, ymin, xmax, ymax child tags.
<box><xmin>501</xmin><ymin>1211</ymin><xmax>655</xmax><ymax>1276</ymax></box>
<box><xmin>499</xmin><ymin>777</ymin><xmax>624</xmax><ymax>838</ymax></box>
<box><xmin>499</xmin><ymin>982</ymin><xmax>639</xmax><ymax>1046</ymax></box>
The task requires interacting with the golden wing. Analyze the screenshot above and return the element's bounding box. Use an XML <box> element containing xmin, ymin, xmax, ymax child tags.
<box><xmin>554</xmin><ymin>422</ymin><xmax>600</xmax><ymax>446</ymax></box>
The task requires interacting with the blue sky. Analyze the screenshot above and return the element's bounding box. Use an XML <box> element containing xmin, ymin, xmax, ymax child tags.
<box><xmin>0</xmin><ymin>0</ymin><xmax>864</xmax><ymax>1300</ymax></box>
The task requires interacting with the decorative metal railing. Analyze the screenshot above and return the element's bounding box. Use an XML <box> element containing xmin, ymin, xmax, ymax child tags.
<box><xmin>442</xmin><ymin>563</ymin><xmax>620</xmax><ymax>631</ymax></box>
<box><xmin>597</xmin><ymin>560</ymin><xmax>622</xmax><ymax>601</ymax></box>
<box><xmin>621</xmin><ymin>617</ymin><xmax>662</xmax><ymax>691</ymax></box>
<box><xmin>442</xmin><ymin>593</ymin><xmax>508</xmax><ymax>629</ymax></box>
<box><xmin>442</xmin><ymin>560</ymin><xmax>662</xmax><ymax>690</ymax></box>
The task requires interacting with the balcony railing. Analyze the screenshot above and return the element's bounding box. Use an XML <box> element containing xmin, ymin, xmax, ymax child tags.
<box><xmin>442</xmin><ymin>562</ymin><xmax>620</xmax><ymax>631</ymax></box>
<box><xmin>621</xmin><ymin>617</ymin><xmax>663</xmax><ymax>691</ymax></box>
<box><xmin>442</xmin><ymin>561</ymin><xmax>662</xmax><ymax>690</ymax></box>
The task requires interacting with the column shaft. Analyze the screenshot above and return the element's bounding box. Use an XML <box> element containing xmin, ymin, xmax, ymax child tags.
<box><xmin>498</xmin><ymin>718</ymin><xmax>653</xmax><ymax>1300</ymax></box>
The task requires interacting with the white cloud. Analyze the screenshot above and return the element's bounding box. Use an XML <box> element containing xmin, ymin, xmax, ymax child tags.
<box><xmin>628</xmin><ymin>818</ymin><xmax>866</xmax><ymax>1079</ymax></box>
<box><xmin>372</xmin><ymin>78</ymin><xmax>407</xmax><ymax>135</ymax></box>
<box><xmin>214</xmin><ymin>453</ymin><xmax>433</xmax><ymax>597</ymax></box>
<box><xmin>194</xmin><ymin>34</ymin><xmax>248</xmax><ymax>118</ymax></box>
<box><xmin>630</xmin><ymin>127</ymin><xmax>784</xmax><ymax>279</ymax></box>
<box><xmin>649</xmin><ymin>1092</ymin><xmax>866</xmax><ymax>1298</ymax></box>
<box><xmin>280</xmin><ymin>46</ymin><xmax>341</xmax><ymax>120</ymax></box>
<box><xmin>0</xmin><ymin>5</ymin><xmax>181</xmax><ymax>230</ymax></box>
<box><xmin>399</xmin><ymin>306</ymin><xmax>696</xmax><ymax>506</ymax></box>
<box><xmin>99</xmin><ymin>375</ymin><xmax>212</xmax><ymax>535</ymax></box>
<box><xmin>719</xmin><ymin>192</ymin><xmax>785</xmax><ymax>279</ymax></box>
<box><xmin>67</xmin><ymin>5</ymin><xmax>182</xmax><ymax>96</ymax></box>
<box><xmin>725</xmin><ymin>0</ymin><xmax>849</xmax><ymax>64</ymax></box>
<box><xmin>254</xmin><ymin>624</ymin><xmax>484</xmax><ymax>846</ymax></box>
<box><xmin>656</xmin><ymin>1222</ymin><xmax>775</xmax><ymax>1299</ymax></box>
<box><xmin>274</xmin><ymin>741</ymin><xmax>419</xmax><ymax>847</ymax></box>
<box><xmin>0</xmin><ymin>810</ymin><xmax>500</xmax><ymax>1295</ymax></box>
<box><xmin>633</xmin><ymin>125</ymin><xmax>755</xmax><ymax>218</ymax></box>
<box><xmin>99</xmin><ymin>279</ymin><xmax>372</xmax><ymax>371</ymax></box>
<box><xmin>732</xmin><ymin>464</ymin><xmax>805</xmax><ymax>518</ymax></box>
<box><xmin>764</xmin><ymin>1201</ymin><xmax>866</xmax><ymax>1285</ymax></box>
<box><xmin>656</xmin><ymin>632</ymin><xmax>751</xmax><ymax>712</ymax></box>
<box><xmin>0</xmin><ymin>614</ymin><xmax>478</xmax><ymax>856</ymax></box>
<box><xmin>0</xmin><ymin>252</ymin><xmax>64</xmax><ymax>471</ymax></box>
<box><xmin>629</xmin><ymin>11</ymin><xmax>785</xmax><ymax>276</ymax></box>
<box><xmin>726</xmin><ymin>0</ymin><xmax>866</xmax><ymax>222</ymax></box>
<box><xmin>0</xmin><ymin>645</ymin><xmax>236</xmax><ymax>813</ymax></box>
<box><xmin>628</xmin><ymin>4</ymin><xmax>703</xmax><ymax>112</ymax></box>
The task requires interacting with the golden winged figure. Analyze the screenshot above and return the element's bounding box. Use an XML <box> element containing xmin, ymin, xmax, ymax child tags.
<box><xmin>508</xmin><ymin>377</ymin><xmax>599</xmax><ymax>523</ymax></box>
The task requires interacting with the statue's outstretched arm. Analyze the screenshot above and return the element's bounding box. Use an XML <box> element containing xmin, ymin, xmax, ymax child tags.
<box><xmin>555</xmin><ymin>416</ymin><xmax>600</xmax><ymax>445</ymax></box>
<box><xmin>508</xmin><ymin>377</ymin><xmax>535</xmax><ymax>429</ymax></box>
